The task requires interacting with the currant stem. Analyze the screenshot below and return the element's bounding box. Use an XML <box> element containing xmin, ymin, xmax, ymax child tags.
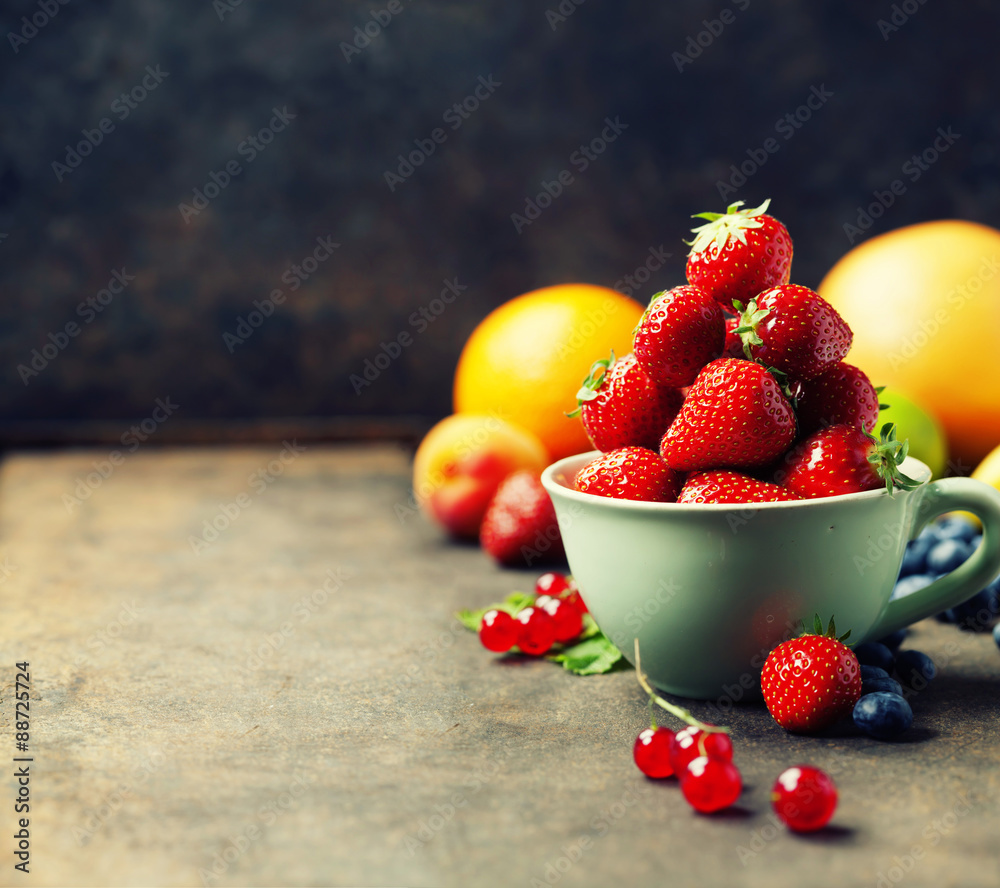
<box><xmin>633</xmin><ymin>640</ymin><xmax>730</xmax><ymax>735</ymax></box>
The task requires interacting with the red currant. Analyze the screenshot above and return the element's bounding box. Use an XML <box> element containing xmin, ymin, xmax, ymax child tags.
<box><xmin>633</xmin><ymin>727</ymin><xmax>675</xmax><ymax>778</ymax></box>
<box><xmin>681</xmin><ymin>756</ymin><xmax>742</xmax><ymax>813</ymax></box>
<box><xmin>536</xmin><ymin>595</ymin><xmax>584</xmax><ymax>643</ymax></box>
<box><xmin>535</xmin><ymin>572</ymin><xmax>571</xmax><ymax>597</ymax></box>
<box><xmin>479</xmin><ymin>609</ymin><xmax>517</xmax><ymax>653</ymax></box>
<box><xmin>562</xmin><ymin>587</ymin><xmax>588</xmax><ymax>614</ymax></box>
<box><xmin>669</xmin><ymin>725</ymin><xmax>733</xmax><ymax>773</ymax></box>
<box><xmin>771</xmin><ymin>765</ymin><xmax>838</xmax><ymax>832</ymax></box>
<box><xmin>515</xmin><ymin>606</ymin><xmax>556</xmax><ymax>656</ymax></box>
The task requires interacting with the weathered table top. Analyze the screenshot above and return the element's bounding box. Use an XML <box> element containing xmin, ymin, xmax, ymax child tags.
<box><xmin>0</xmin><ymin>445</ymin><xmax>997</xmax><ymax>888</ymax></box>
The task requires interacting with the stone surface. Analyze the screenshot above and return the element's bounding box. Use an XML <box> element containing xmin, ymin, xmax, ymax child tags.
<box><xmin>0</xmin><ymin>445</ymin><xmax>998</xmax><ymax>887</ymax></box>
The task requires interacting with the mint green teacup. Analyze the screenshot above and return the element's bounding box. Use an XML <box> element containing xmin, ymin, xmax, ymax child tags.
<box><xmin>542</xmin><ymin>452</ymin><xmax>1000</xmax><ymax>700</ymax></box>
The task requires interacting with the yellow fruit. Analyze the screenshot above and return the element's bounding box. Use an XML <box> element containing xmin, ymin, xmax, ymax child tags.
<box><xmin>818</xmin><ymin>219</ymin><xmax>1000</xmax><ymax>465</ymax></box>
<box><xmin>972</xmin><ymin>443</ymin><xmax>1000</xmax><ymax>496</ymax></box>
<box><xmin>877</xmin><ymin>387</ymin><xmax>948</xmax><ymax>478</ymax></box>
<box><xmin>412</xmin><ymin>413</ymin><xmax>549</xmax><ymax>539</ymax></box>
<box><xmin>453</xmin><ymin>284</ymin><xmax>644</xmax><ymax>460</ymax></box>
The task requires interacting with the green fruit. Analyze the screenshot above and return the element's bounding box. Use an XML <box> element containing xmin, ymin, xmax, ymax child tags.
<box><xmin>878</xmin><ymin>388</ymin><xmax>948</xmax><ymax>478</ymax></box>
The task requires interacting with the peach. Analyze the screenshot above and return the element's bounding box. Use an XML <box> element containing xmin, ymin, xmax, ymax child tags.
<box><xmin>413</xmin><ymin>414</ymin><xmax>550</xmax><ymax>539</ymax></box>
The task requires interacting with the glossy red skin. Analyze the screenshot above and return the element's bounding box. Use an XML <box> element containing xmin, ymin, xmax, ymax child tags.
<box><xmin>681</xmin><ymin>757</ymin><xmax>743</xmax><ymax>813</ymax></box>
<box><xmin>723</xmin><ymin>316</ymin><xmax>745</xmax><ymax>359</ymax></box>
<box><xmin>580</xmin><ymin>353</ymin><xmax>683</xmax><ymax>452</ymax></box>
<box><xmin>686</xmin><ymin>214</ymin><xmax>792</xmax><ymax>308</ymax></box>
<box><xmin>679</xmin><ymin>470</ymin><xmax>798</xmax><ymax>504</ymax></box>
<box><xmin>744</xmin><ymin>284</ymin><xmax>853</xmax><ymax>381</ymax></box>
<box><xmin>761</xmin><ymin>635</ymin><xmax>862</xmax><ymax>732</ymax></box>
<box><xmin>633</xmin><ymin>286</ymin><xmax>725</xmax><ymax>387</ymax></box>
<box><xmin>479</xmin><ymin>609</ymin><xmax>518</xmax><ymax>652</ymax></box>
<box><xmin>633</xmin><ymin>727</ymin><xmax>675</xmax><ymax>778</ymax></box>
<box><xmin>479</xmin><ymin>470</ymin><xmax>565</xmax><ymax>566</ymax></box>
<box><xmin>575</xmin><ymin>446</ymin><xmax>682</xmax><ymax>503</ymax></box>
<box><xmin>771</xmin><ymin>766</ymin><xmax>838</xmax><ymax>832</ymax></box>
<box><xmin>515</xmin><ymin>606</ymin><xmax>556</xmax><ymax>656</ymax></box>
<box><xmin>660</xmin><ymin>358</ymin><xmax>797</xmax><ymax>472</ymax></box>
<box><xmin>669</xmin><ymin>726</ymin><xmax>733</xmax><ymax>774</ymax></box>
<box><xmin>782</xmin><ymin>424</ymin><xmax>881</xmax><ymax>498</ymax></box>
<box><xmin>796</xmin><ymin>362</ymin><xmax>880</xmax><ymax>436</ymax></box>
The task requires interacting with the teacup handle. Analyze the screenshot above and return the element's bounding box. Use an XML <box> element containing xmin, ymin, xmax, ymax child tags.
<box><xmin>864</xmin><ymin>477</ymin><xmax>1000</xmax><ymax>642</ymax></box>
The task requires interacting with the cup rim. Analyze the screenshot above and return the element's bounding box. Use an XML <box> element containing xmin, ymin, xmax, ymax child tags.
<box><xmin>541</xmin><ymin>450</ymin><xmax>932</xmax><ymax>511</ymax></box>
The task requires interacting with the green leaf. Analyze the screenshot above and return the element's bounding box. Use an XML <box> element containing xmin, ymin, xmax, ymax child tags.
<box><xmin>456</xmin><ymin>591</ymin><xmax>534</xmax><ymax>631</ymax></box>
<box><xmin>548</xmin><ymin>634</ymin><xmax>625</xmax><ymax>675</ymax></box>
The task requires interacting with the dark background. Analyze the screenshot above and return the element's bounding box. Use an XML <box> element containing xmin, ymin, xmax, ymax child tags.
<box><xmin>1</xmin><ymin>0</ymin><xmax>997</xmax><ymax>444</ymax></box>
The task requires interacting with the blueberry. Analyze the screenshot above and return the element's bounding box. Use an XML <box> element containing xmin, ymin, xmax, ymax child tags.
<box><xmin>933</xmin><ymin>516</ymin><xmax>977</xmax><ymax>543</ymax></box>
<box><xmin>853</xmin><ymin>692</ymin><xmax>914</xmax><ymax>739</ymax></box>
<box><xmin>860</xmin><ymin>665</ymin><xmax>890</xmax><ymax>681</ymax></box>
<box><xmin>952</xmin><ymin>588</ymin><xmax>998</xmax><ymax>631</ymax></box>
<box><xmin>853</xmin><ymin>642</ymin><xmax>895</xmax><ymax>673</ymax></box>
<box><xmin>925</xmin><ymin>539</ymin><xmax>975</xmax><ymax>574</ymax></box>
<box><xmin>917</xmin><ymin>523</ymin><xmax>939</xmax><ymax>542</ymax></box>
<box><xmin>892</xmin><ymin>574</ymin><xmax>936</xmax><ymax>600</ymax></box>
<box><xmin>899</xmin><ymin>536</ymin><xmax>934</xmax><ymax>577</ymax></box>
<box><xmin>994</xmin><ymin>622</ymin><xmax>1000</xmax><ymax>650</ymax></box>
<box><xmin>862</xmin><ymin>677</ymin><xmax>904</xmax><ymax>696</ymax></box>
<box><xmin>876</xmin><ymin>628</ymin><xmax>908</xmax><ymax>651</ymax></box>
<box><xmin>935</xmin><ymin>609</ymin><xmax>957</xmax><ymax>623</ymax></box>
<box><xmin>895</xmin><ymin>650</ymin><xmax>937</xmax><ymax>688</ymax></box>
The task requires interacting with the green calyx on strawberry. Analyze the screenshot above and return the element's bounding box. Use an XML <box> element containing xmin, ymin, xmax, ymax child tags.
<box><xmin>864</xmin><ymin>422</ymin><xmax>921</xmax><ymax>494</ymax></box>
<box><xmin>569</xmin><ymin>352</ymin><xmax>615</xmax><ymax>416</ymax></box>
<box><xmin>686</xmin><ymin>198</ymin><xmax>774</xmax><ymax>252</ymax></box>
<box><xmin>761</xmin><ymin>615</ymin><xmax>861</xmax><ymax>734</ymax></box>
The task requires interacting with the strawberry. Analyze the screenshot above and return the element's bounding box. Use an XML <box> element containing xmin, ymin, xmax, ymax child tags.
<box><xmin>480</xmin><ymin>471</ymin><xmax>566</xmax><ymax>567</ymax></box>
<box><xmin>574</xmin><ymin>446</ymin><xmax>682</xmax><ymax>502</ymax></box>
<box><xmin>722</xmin><ymin>316</ymin><xmax>745</xmax><ymax>359</ymax></box>
<box><xmin>570</xmin><ymin>352</ymin><xmax>683</xmax><ymax>452</ymax></box>
<box><xmin>796</xmin><ymin>362</ymin><xmax>881</xmax><ymax>436</ymax></box>
<box><xmin>659</xmin><ymin>358</ymin><xmax>797</xmax><ymax>472</ymax></box>
<box><xmin>685</xmin><ymin>199</ymin><xmax>792</xmax><ymax>308</ymax></box>
<box><xmin>782</xmin><ymin>422</ymin><xmax>920</xmax><ymax>499</ymax></box>
<box><xmin>678</xmin><ymin>470</ymin><xmax>798</xmax><ymax>504</ymax></box>
<box><xmin>734</xmin><ymin>284</ymin><xmax>853</xmax><ymax>381</ymax></box>
<box><xmin>761</xmin><ymin>616</ymin><xmax>862</xmax><ymax>733</ymax></box>
<box><xmin>632</xmin><ymin>285</ymin><xmax>725</xmax><ymax>387</ymax></box>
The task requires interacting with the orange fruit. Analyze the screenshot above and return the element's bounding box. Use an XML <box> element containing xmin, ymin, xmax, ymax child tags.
<box><xmin>453</xmin><ymin>284</ymin><xmax>644</xmax><ymax>461</ymax></box>
<box><xmin>818</xmin><ymin>220</ymin><xmax>1000</xmax><ymax>465</ymax></box>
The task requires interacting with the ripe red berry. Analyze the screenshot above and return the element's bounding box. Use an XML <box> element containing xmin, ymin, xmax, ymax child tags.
<box><xmin>681</xmin><ymin>756</ymin><xmax>743</xmax><ymax>813</ymax></box>
<box><xmin>562</xmin><ymin>586</ymin><xmax>588</xmax><ymax>615</ymax></box>
<box><xmin>535</xmin><ymin>572</ymin><xmax>571</xmax><ymax>597</ymax></box>
<box><xmin>771</xmin><ymin>766</ymin><xmax>838</xmax><ymax>832</ymax></box>
<box><xmin>669</xmin><ymin>725</ymin><xmax>733</xmax><ymax>774</ymax></box>
<box><xmin>536</xmin><ymin>595</ymin><xmax>584</xmax><ymax>643</ymax></box>
<box><xmin>515</xmin><ymin>606</ymin><xmax>556</xmax><ymax>656</ymax></box>
<box><xmin>479</xmin><ymin>609</ymin><xmax>518</xmax><ymax>653</ymax></box>
<box><xmin>633</xmin><ymin>727</ymin><xmax>675</xmax><ymax>778</ymax></box>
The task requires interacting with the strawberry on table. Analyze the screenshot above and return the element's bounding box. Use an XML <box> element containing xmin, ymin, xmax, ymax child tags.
<box><xmin>796</xmin><ymin>362</ymin><xmax>881</xmax><ymax>435</ymax></box>
<box><xmin>632</xmin><ymin>285</ymin><xmax>725</xmax><ymax>388</ymax></box>
<box><xmin>659</xmin><ymin>358</ymin><xmax>797</xmax><ymax>472</ymax></box>
<box><xmin>782</xmin><ymin>422</ymin><xmax>920</xmax><ymax>499</ymax></box>
<box><xmin>685</xmin><ymin>199</ymin><xmax>793</xmax><ymax>308</ymax></box>
<box><xmin>678</xmin><ymin>470</ymin><xmax>798</xmax><ymax>504</ymax></box>
<box><xmin>761</xmin><ymin>616</ymin><xmax>862</xmax><ymax>733</ymax></box>
<box><xmin>570</xmin><ymin>352</ymin><xmax>682</xmax><ymax>452</ymax></box>
<box><xmin>574</xmin><ymin>446</ymin><xmax>682</xmax><ymax>503</ymax></box>
<box><xmin>480</xmin><ymin>470</ymin><xmax>565</xmax><ymax>567</ymax></box>
<box><xmin>733</xmin><ymin>284</ymin><xmax>853</xmax><ymax>381</ymax></box>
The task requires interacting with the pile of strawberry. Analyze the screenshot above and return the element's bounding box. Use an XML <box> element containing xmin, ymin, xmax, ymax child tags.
<box><xmin>572</xmin><ymin>200</ymin><xmax>917</xmax><ymax>504</ymax></box>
